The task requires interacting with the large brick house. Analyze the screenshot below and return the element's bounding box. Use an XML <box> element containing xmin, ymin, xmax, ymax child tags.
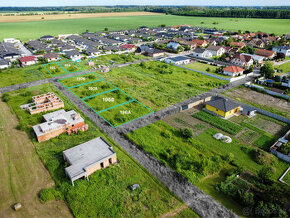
<box><xmin>33</xmin><ymin>109</ymin><xmax>88</xmax><ymax>142</ymax></box>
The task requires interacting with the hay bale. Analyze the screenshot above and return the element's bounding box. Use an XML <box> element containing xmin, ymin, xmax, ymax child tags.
<box><xmin>13</xmin><ymin>203</ymin><xmax>22</xmax><ymax>211</ymax></box>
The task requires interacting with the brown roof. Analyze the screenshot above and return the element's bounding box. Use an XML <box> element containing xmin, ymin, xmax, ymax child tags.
<box><xmin>230</xmin><ymin>42</ymin><xmax>245</xmax><ymax>48</ymax></box>
<box><xmin>207</xmin><ymin>46</ymin><xmax>223</xmax><ymax>51</ymax></box>
<box><xmin>255</xmin><ymin>49</ymin><xmax>276</xmax><ymax>57</ymax></box>
<box><xmin>192</xmin><ymin>39</ymin><xmax>207</xmax><ymax>46</ymax></box>
<box><xmin>223</xmin><ymin>65</ymin><xmax>244</xmax><ymax>73</ymax></box>
<box><xmin>44</xmin><ymin>53</ymin><xmax>59</xmax><ymax>59</ymax></box>
<box><xmin>233</xmin><ymin>54</ymin><xmax>253</xmax><ymax>63</ymax></box>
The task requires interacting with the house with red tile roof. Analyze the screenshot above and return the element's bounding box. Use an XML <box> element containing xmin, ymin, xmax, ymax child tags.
<box><xmin>19</xmin><ymin>56</ymin><xmax>37</xmax><ymax>67</ymax></box>
<box><xmin>192</xmin><ymin>39</ymin><xmax>208</xmax><ymax>47</ymax></box>
<box><xmin>255</xmin><ymin>49</ymin><xmax>276</xmax><ymax>59</ymax></box>
<box><xmin>120</xmin><ymin>44</ymin><xmax>137</xmax><ymax>52</ymax></box>
<box><xmin>230</xmin><ymin>42</ymin><xmax>246</xmax><ymax>49</ymax></box>
<box><xmin>223</xmin><ymin>65</ymin><xmax>244</xmax><ymax>77</ymax></box>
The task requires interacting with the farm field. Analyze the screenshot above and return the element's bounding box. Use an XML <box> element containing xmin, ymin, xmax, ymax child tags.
<box><xmin>0</xmin><ymin>12</ymin><xmax>161</xmax><ymax>23</ymax></box>
<box><xmin>127</xmin><ymin>109</ymin><xmax>289</xmax><ymax>216</ymax></box>
<box><xmin>1</xmin><ymin>83</ymin><xmax>197</xmax><ymax>217</ymax></box>
<box><xmin>224</xmin><ymin>86</ymin><xmax>290</xmax><ymax>119</ymax></box>
<box><xmin>0</xmin><ymin>97</ymin><xmax>72</xmax><ymax>218</ymax></box>
<box><xmin>184</xmin><ymin>62</ymin><xmax>229</xmax><ymax>78</ymax></box>
<box><xmin>101</xmin><ymin>61</ymin><xmax>227</xmax><ymax>111</ymax></box>
<box><xmin>0</xmin><ymin>15</ymin><xmax>289</xmax><ymax>41</ymax></box>
<box><xmin>0</xmin><ymin>64</ymin><xmax>50</xmax><ymax>88</ymax></box>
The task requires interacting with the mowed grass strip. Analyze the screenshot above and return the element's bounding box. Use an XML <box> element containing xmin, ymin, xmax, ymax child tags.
<box><xmin>84</xmin><ymin>89</ymin><xmax>133</xmax><ymax>112</ymax></box>
<box><xmin>192</xmin><ymin>111</ymin><xmax>244</xmax><ymax>135</ymax></box>
<box><xmin>69</xmin><ymin>80</ymin><xmax>115</xmax><ymax>99</ymax></box>
<box><xmin>59</xmin><ymin>72</ymin><xmax>100</xmax><ymax>88</ymax></box>
<box><xmin>99</xmin><ymin>100</ymin><xmax>153</xmax><ymax>127</ymax></box>
<box><xmin>2</xmin><ymin>83</ymin><xmax>196</xmax><ymax>217</ymax></box>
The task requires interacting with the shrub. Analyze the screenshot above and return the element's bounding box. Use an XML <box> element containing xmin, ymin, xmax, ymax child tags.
<box><xmin>39</xmin><ymin>188</ymin><xmax>63</xmax><ymax>203</ymax></box>
<box><xmin>192</xmin><ymin>111</ymin><xmax>243</xmax><ymax>135</ymax></box>
<box><xmin>255</xmin><ymin>150</ymin><xmax>276</xmax><ymax>165</ymax></box>
<box><xmin>258</xmin><ymin>166</ymin><xmax>275</xmax><ymax>181</ymax></box>
<box><xmin>223</xmin><ymin>152</ymin><xmax>235</xmax><ymax>163</ymax></box>
<box><xmin>180</xmin><ymin>128</ymin><xmax>193</xmax><ymax>139</ymax></box>
<box><xmin>161</xmin><ymin>130</ymin><xmax>172</xmax><ymax>138</ymax></box>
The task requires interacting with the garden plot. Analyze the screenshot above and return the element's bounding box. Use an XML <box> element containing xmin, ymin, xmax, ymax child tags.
<box><xmin>58</xmin><ymin>72</ymin><xmax>100</xmax><ymax>88</ymax></box>
<box><xmin>69</xmin><ymin>80</ymin><xmax>115</xmax><ymax>99</ymax></box>
<box><xmin>84</xmin><ymin>89</ymin><xmax>133</xmax><ymax>112</ymax></box>
<box><xmin>99</xmin><ymin>100</ymin><xmax>153</xmax><ymax>127</ymax></box>
<box><xmin>58</xmin><ymin>72</ymin><xmax>154</xmax><ymax>127</ymax></box>
<box><xmin>43</xmin><ymin>60</ymin><xmax>84</xmax><ymax>77</ymax></box>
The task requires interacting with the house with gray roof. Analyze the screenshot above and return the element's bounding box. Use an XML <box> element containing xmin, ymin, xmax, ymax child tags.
<box><xmin>63</xmin><ymin>137</ymin><xmax>117</xmax><ymax>186</ymax></box>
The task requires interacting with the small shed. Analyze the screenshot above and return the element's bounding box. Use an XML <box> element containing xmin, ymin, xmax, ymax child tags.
<box><xmin>13</xmin><ymin>203</ymin><xmax>22</xmax><ymax>211</ymax></box>
<box><xmin>242</xmin><ymin>106</ymin><xmax>256</xmax><ymax>118</ymax></box>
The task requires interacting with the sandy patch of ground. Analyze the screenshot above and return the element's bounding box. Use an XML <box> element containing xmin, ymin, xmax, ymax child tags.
<box><xmin>0</xmin><ymin>99</ymin><xmax>72</xmax><ymax>218</ymax></box>
<box><xmin>0</xmin><ymin>12</ymin><xmax>162</xmax><ymax>23</ymax></box>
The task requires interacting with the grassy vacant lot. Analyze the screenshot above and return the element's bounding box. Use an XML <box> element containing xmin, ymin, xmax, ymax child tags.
<box><xmin>0</xmin><ymin>98</ymin><xmax>72</xmax><ymax>217</ymax></box>
<box><xmin>184</xmin><ymin>62</ymin><xmax>229</xmax><ymax>78</ymax></box>
<box><xmin>2</xmin><ymin>83</ymin><xmax>197</xmax><ymax>217</ymax></box>
<box><xmin>0</xmin><ymin>64</ymin><xmax>50</xmax><ymax>88</ymax></box>
<box><xmin>274</xmin><ymin>61</ymin><xmax>290</xmax><ymax>74</ymax></box>
<box><xmin>0</xmin><ymin>15</ymin><xmax>289</xmax><ymax>41</ymax></box>
<box><xmin>79</xmin><ymin>54</ymin><xmax>150</xmax><ymax>70</ymax></box>
<box><xmin>224</xmin><ymin>86</ymin><xmax>290</xmax><ymax>119</ymax></box>
<box><xmin>102</xmin><ymin>61</ymin><xmax>227</xmax><ymax>111</ymax></box>
<box><xmin>127</xmin><ymin>111</ymin><xmax>289</xmax><ymax>216</ymax></box>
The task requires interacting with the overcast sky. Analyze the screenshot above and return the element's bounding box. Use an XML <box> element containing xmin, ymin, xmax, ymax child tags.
<box><xmin>0</xmin><ymin>0</ymin><xmax>289</xmax><ymax>7</ymax></box>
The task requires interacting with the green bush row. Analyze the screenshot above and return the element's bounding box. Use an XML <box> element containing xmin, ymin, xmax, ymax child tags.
<box><xmin>192</xmin><ymin>111</ymin><xmax>243</xmax><ymax>135</ymax></box>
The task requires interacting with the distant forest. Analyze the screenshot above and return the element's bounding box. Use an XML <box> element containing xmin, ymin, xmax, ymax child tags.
<box><xmin>0</xmin><ymin>6</ymin><xmax>289</xmax><ymax>19</ymax></box>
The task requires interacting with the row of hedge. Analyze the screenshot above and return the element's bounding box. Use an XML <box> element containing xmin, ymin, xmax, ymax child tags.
<box><xmin>192</xmin><ymin>111</ymin><xmax>243</xmax><ymax>135</ymax></box>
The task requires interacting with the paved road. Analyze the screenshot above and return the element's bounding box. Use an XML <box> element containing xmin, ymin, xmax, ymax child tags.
<box><xmin>52</xmin><ymin>81</ymin><xmax>238</xmax><ymax>218</ymax></box>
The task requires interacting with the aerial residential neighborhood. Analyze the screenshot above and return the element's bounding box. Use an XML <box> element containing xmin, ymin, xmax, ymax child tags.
<box><xmin>0</xmin><ymin>2</ymin><xmax>289</xmax><ymax>218</ymax></box>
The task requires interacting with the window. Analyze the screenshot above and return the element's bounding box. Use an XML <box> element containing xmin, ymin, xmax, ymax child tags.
<box><xmin>100</xmin><ymin>162</ymin><xmax>104</xmax><ymax>168</ymax></box>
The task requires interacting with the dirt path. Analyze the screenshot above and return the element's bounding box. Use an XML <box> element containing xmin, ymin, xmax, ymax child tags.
<box><xmin>0</xmin><ymin>99</ymin><xmax>72</xmax><ymax>218</ymax></box>
<box><xmin>0</xmin><ymin>12</ymin><xmax>162</xmax><ymax>23</ymax></box>
<box><xmin>159</xmin><ymin>204</ymin><xmax>188</xmax><ymax>218</ymax></box>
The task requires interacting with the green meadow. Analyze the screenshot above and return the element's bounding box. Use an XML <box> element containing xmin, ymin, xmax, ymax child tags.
<box><xmin>0</xmin><ymin>15</ymin><xmax>289</xmax><ymax>41</ymax></box>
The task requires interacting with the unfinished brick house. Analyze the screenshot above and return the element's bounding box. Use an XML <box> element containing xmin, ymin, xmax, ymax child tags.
<box><xmin>32</xmin><ymin>109</ymin><xmax>88</xmax><ymax>142</ymax></box>
<box><xmin>26</xmin><ymin>92</ymin><xmax>64</xmax><ymax>115</ymax></box>
<box><xmin>63</xmin><ymin>137</ymin><xmax>117</xmax><ymax>186</ymax></box>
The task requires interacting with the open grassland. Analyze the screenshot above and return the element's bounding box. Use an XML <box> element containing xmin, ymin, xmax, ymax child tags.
<box><xmin>0</xmin><ymin>97</ymin><xmax>72</xmax><ymax>218</ymax></box>
<box><xmin>102</xmin><ymin>61</ymin><xmax>227</xmax><ymax>111</ymax></box>
<box><xmin>0</xmin><ymin>64</ymin><xmax>50</xmax><ymax>88</ymax></box>
<box><xmin>0</xmin><ymin>15</ymin><xmax>289</xmax><ymax>41</ymax></box>
<box><xmin>2</xmin><ymin>83</ymin><xmax>197</xmax><ymax>217</ymax></box>
<box><xmin>274</xmin><ymin>61</ymin><xmax>290</xmax><ymax>74</ymax></box>
<box><xmin>126</xmin><ymin>119</ymin><xmax>289</xmax><ymax>216</ymax></box>
<box><xmin>0</xmin><ymin>12</ymin><xmax>161</xmax><ymax>23</ymax></box>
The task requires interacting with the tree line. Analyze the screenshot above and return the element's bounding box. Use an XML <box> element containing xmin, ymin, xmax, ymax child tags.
<box><xmin>146</xmin><ymin>6</ymin><xmax>290</xmax><ymax>19</ymax></box>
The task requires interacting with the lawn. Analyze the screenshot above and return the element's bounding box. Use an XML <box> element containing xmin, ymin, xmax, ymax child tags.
<box><xmin>184</xmin><ymin>62</ymin><xmax>229</xmax><ymax>78</ymax></box>
<box><xmin>0</xmin><ymin>64</ymin><xmax>50</xmax><ymax>88</ymax></box>
<box><xmin>2</xmin><ymin>83</ymin><xmax>197</xmax><ymax>217</ymax></box>
<box><xmin>58</xmin><ymin>72</ymin><xmax>101</xmax><ymax>88</ymax></box>
<box><xmin>274</xmin><ymin>61</ymin><xmax>290</xmax><ymax>74</ymax></box>
<box><xmin>102</xmin><ymin>61</ymin><xmax>227</xmax><ymax>111</ymax></box>
<box><xmin>0</xmin><ymin>15</ymin><xmax>289</xmax><ymax>41</ymax></box>
<box><xmin>126</xmin><ymin>120</ymin><xmax>289</xmax><ymax>216</ymax></box>
<box><xmin>282</xmin><ymin>170</ymin><xmax>290</xmax><ymax>184</ymax></box>
<box><xmin>43</xmin><ymin>60</ymin><xmax>85</xmax><ymax>77</ymax></box>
